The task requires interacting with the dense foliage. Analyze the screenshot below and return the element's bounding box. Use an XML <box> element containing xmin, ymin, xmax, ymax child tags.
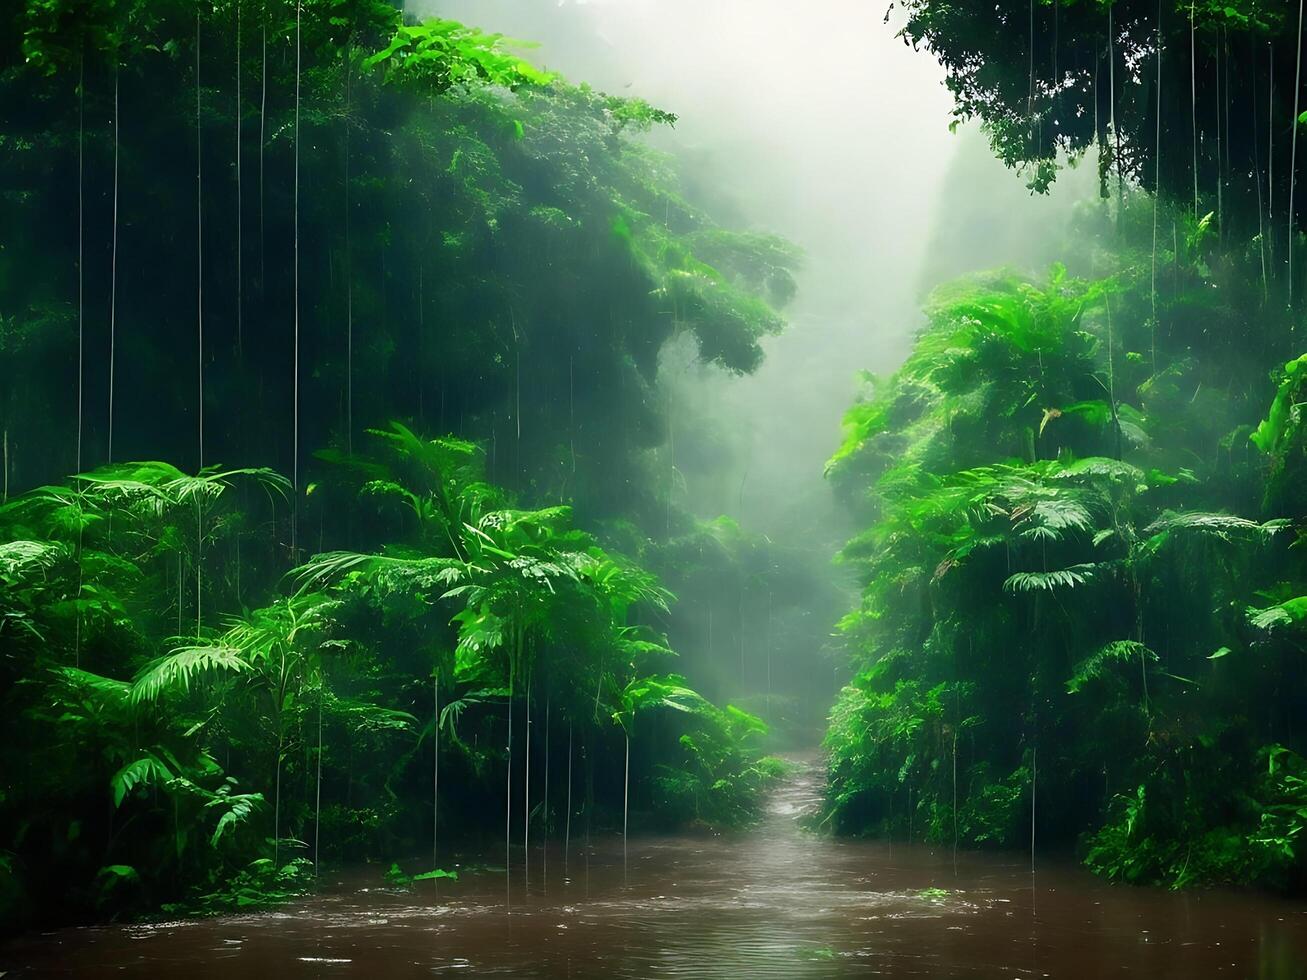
<box><xmin>1</xmin><ymin>424</ymin><xmax>782</xmax><ymax>925</ymax></box>
<box><xmin>824</xmin><ymin>191</ymin><xmax>1307</xmax><ymax>889</ymax></box>
<box><xmin>816</xmin><ymin>0</ymin><xmax>1307</xmax><ymax>897</ymax></box>
<box><xmin>901</xmin><ymin>0</ymin><xmax>1295</xmax><ymax>236</ymax></box>
<box><xmin>1</xmin><ymin>0</ymin><xmax>797</xmax><ymax>510</ymax></box>
<box><xmin>0</xmin><ymin>0</ymin><xmax>798</xmax><ymax>930</ymax></box>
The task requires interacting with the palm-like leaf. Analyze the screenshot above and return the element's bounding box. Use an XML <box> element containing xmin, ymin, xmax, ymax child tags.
<box><xmin>131</xmin><ymin>645</ymin><xmax>250</xmax><ymax>703</ymax></box>
<box><xmin>1067</xmin><ymin>640</ymin><xmax>1157</xmax><ymax>694</ymax></box>
<box><xmin>111</xmin><ymin>753</ymin><xmax>175</xmax><ymax>808</ymax></box>
<box><xmin>1004</xmin><ymin>564</ymin><xmax>1099</xmax><ymax>593</ymax></box>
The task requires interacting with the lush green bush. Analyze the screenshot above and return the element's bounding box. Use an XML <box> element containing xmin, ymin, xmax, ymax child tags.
<box><xmin>652</xmin><ymin>702</ymin><xmax>789</xmax><ymax>828</ymax></box>
<box><xmin>0</xmin><ymin>0</ymin><xmax>799</xmax><ymax>930</ymax></box>
<box><xmin>824</xmin><ymin>199</ymin><xmax>1307</xmax><ymax>890</ymax></box>
<box><xmin>0</xmin><ymin>425</ymin><xmax>780</xmax><ymax>927</ymax></box>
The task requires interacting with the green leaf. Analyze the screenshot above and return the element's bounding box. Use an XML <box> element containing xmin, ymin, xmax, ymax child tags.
<box><xmin>412</xmin><ymin>869</ymin><xmax>458</xmax><ymax>881</ymax></box>
<box><xmin>1004</xmin><ymin>564</ymin><xmax>1097</xmax><ymax>594</ymax></box>
<box><xmin>1251</xmin><ymin>353</ymin><xmax>1307</xmax><ymax>454</ymax></box>
<box><xmin>1067</xmin><ymin>641</ymin><xmax>1157</xmax><ymax>694</ymax></box>
<box><xmin>111</xmin><ymin>755</ymin><xmax>174</xmax><ymax>808</ymax></box>
<box><xmin>1249</xmin><ymin>596</ymin><xmax>1307</xmax><ymax>631</ymax></box>
<box><xmin>96</xmin><ymin>864</ymin><xmax>139</xmax><ymax>882</ymax></box>
<box><xmin>131</xmin><ymin>645</ymin><xmax>249</xmax><ymax>703</ymax></box>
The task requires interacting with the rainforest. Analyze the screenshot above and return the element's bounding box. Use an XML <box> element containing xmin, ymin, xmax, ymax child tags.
<box><xmin>1</xmin><ymin>0</ymin><xmax>1306</xmax><ymax>976</ymax></box>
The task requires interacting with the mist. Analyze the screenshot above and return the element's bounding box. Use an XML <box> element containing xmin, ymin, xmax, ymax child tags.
<box><xmin>425</xmin><ymin>0</ymin><xmax>1093</xmax><ymax>712</ymax></box>
<box><xmin>428</xmin><ymin>0</ymin><xmax>1091</xmax><ymax>519</ymax></box>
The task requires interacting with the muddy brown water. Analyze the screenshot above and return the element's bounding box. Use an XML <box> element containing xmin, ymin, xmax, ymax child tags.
<box><xmin>4</xmin><ymin>757</ymin><xmax>1306</xmax><ymax>978</ymax></box>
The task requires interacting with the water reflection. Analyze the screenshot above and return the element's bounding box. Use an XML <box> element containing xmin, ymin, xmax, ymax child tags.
<box><xmin>4</xmin><ymin>759</ymin><xmax>1306</xmax><ymax>977</ymax></box>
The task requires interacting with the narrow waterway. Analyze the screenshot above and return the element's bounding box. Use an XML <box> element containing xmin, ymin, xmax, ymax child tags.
<box><xmin>5</xmin><ymin>757</ymin><xmax>1306</xmax><ymax>978</ymax></box>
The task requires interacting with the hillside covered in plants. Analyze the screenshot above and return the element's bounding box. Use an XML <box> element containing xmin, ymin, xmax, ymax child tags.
<box><xmin>0</xmin><ymin>0</ymin><xmax>799</xmax><ymax>928</ymax></box>
<box><xmin>824</xmin><ymin>0</ymin><xmax>1307</xmax><ymax>892</ymax></box>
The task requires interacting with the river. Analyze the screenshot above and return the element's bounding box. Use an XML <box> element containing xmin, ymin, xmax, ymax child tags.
<box><xmin>4</xmin><ymin>757</ymin><xmax>1306</xmax><ymax>977</ymax></box>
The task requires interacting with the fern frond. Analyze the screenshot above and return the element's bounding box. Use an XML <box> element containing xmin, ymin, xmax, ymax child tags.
<box><xmin>1145</xmin><ymin>511</ymin><xmax>1284</xmax><ymax>541</ymax></box>
<box><xmin>288</xmin><ymin>550</ymin><xmax>382</xmax><ymax>591</ymax></box>
<box><xmin>1053</xmin><ymin>457</ymin><xmax>1144</xmax><ymax>485</ymax></box>
<box><xmin>1248</xmin><ymin>596</ymin><xmax>1307</xmax><ymax>631</ymax></box>
<box><xmin>55</xmin><ymin>667</ymin><xmax>133</xmax><ymax>705</ymax></box>
<box><xmin>206</xmin><ymin>789</ymin><xmax>265</xmax><ymax>846</ymax></box>
<box><xmin>1067</xmin><ymin>640</ymin><xmax>1157</xmax><ymax>694</ymax></box>
<box><xmin>111</xmin><ymin>753</ymin><xmax>174</xmax><ymax>807</ymax></box>
<box><xmin>1003</xmin><ymin>563</ymin><xmax>1098</xmax><ymax>593</ymax></box>
<box><xmin>0</xmin><ymin>539</ymin><xmax>66</xmax><ymax>580</ymax></box>
<box><xmin>131</xmin><ymin>644</ymin><xmax>249</xmax><ymax>703</ymax></box>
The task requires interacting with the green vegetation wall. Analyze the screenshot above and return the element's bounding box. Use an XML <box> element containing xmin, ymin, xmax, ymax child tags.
<box><xmin>0</xmin><ymin>0</ymin><xmax>802</xmax><ymax>931</ymax></box>
<box><xmin>824</xmin><ymin>0</ymin><xmax>1307</xmax><ymax>891</ymax></box>
<box><xmin>1</xmin><ymin>0</ymin><xmax>797</xmax><ymax>519</ymax></box>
